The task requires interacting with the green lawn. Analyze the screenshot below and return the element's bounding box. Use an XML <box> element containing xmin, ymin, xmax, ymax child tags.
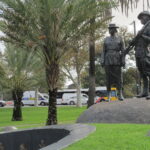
<box><xmin>1</xmin><ymin>106</ymin><xmax>150</xmax><ymax>150</ymax></box>
<box><xmin>0</xmin><ymin>106</ymin><xmax>86</xmax><ymax>128</ymax></box>
<box><xmin>65</xmin><ymin>124</ymin><xmax>150</xmax><ymax>150</ymax></box>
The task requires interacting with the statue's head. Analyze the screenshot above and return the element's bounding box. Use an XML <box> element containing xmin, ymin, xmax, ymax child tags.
<box><xmin>108</xmin><ymin>24</ymin><xmax>119</xmax><ymax>35</ymax></box>
<box><xmin>138</xmin><ymin>11</ymin><xmax>150</xmax><ymax>25</ymax></box>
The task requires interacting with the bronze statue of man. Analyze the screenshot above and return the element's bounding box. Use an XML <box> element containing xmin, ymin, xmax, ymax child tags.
<box><xmin>124</xmin><ymin>11</ymin><xmax>150</xmax><ymax>99</ymax></box>
<box><xmin>101</xmin><ymin>24</ymin><xmax>125</xmax><ymax>101</ymax></box>
<box><xmin>136</xmin><ymin>11</ymin><xmax>150</xmax><ymax>99</ymax></box>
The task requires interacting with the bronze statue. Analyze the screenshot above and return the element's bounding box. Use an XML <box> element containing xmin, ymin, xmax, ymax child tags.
<box><xmin>101</xmin><ymin>24</ymin><xmax>125</xmax><ymax>101</ymax></box>
<box><xmin>124</xmin><ymin>11</ymin><xmax>150</xmax><ymax>99</ymax></box>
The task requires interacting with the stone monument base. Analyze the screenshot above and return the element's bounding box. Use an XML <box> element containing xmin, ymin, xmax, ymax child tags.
<box><xmin>77</xmin><ymin>98</ymin><xmax>150</xmax><ymax>124</ymax></box>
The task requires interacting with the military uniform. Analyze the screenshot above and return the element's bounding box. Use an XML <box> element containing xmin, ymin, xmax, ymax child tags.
<box><xmin>101</xmin><ymin>24</ymin><xmax>125</xmax><ymax>100</ymax></box>
<box><xmin>135</xmin><ymin>11</ymin><xmax>150</xmax><ymax>98</ymax></box>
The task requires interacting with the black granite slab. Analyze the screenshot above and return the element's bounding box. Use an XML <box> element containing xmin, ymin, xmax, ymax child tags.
<box><xmin>0</xmin><ymin>124</ymin><xmax>96</xmax><ymax>150</ymax></box>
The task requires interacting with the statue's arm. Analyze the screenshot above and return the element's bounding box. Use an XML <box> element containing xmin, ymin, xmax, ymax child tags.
<box><xmin>142</xmin><ymin>34</ymin><xmax>150</xmax><ymax>42</ymax></box>
<box><xmin>141</xmin><ymin>26</ymin><xmax>150</xmax><ymax>42</ymax></box>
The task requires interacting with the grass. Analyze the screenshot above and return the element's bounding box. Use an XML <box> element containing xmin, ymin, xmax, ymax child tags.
<box><xmin>64</xmin><ymin>124</ymin><xmax>150</xmax><ymax>150</ymax></box>
<box><xmin>0</xmin><ymin>106</ymin><xmax>86</xmax><ymax>129</ymax></box>
<box><xmin>1</xmin><ymin>106</ymin><xmax>150</xmax><ymax>150</ymax></box>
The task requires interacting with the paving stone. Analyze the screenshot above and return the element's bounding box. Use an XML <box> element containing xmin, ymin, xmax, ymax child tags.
<box><xmin>2</xmin><ymin>126</ymin><xmax>17</xmax><ymax>132</ymax></box>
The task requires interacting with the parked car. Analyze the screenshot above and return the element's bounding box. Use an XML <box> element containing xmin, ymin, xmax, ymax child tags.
<box><xmin>38</xmin><ymin>99</ymin><xmax>49</xmax><ymax>106</ymax></box>
<box><xmin>6</xmin><ymin>101</ymin><xmax>14</xmax><ymax>106</ymax></box>
<box><xmin>95</xmin><ymin>96</ymin><xmax>106</xmax><ymax>104</ymax></box>
<box><xmin>62</xmin><ymin>93</ymin><xmax>88</xmax><ymax>105</ymax></box>
<box><xmin>0</xmin><ymin>100</ymin><xmax>6</xmax><ymax>107</ymax></box>
<box><xmin>21</xmin><ymin>91</ymin><xmax>49</xmax><ymax>106</ymax></box>
<box><xmin>21</xmin><ymin>99</ymin><xmax>49</xmax><ymax>106</ymax></box>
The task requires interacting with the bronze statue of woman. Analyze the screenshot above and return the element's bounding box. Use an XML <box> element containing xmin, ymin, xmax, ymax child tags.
<box><xmin>101</xmin><ymin>24</ymin><xmax>125</xmax><ymax>101</ymax></box>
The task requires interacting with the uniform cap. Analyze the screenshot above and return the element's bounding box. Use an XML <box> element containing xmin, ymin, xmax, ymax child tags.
<box><xmin>108</xmin><ymin>24</ymin><xmax>119</xmax><ymax>28</ymax></box>
<box><xmin>138</xmin><ymin>11</ymin><xmax>150</xmax><ymax>19</ymax></box>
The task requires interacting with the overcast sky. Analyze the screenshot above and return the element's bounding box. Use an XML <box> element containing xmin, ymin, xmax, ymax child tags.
<box><xmin>112</xmin><ymin>0</ymin><xmax>149</xmax><ymax>33</ymax></box>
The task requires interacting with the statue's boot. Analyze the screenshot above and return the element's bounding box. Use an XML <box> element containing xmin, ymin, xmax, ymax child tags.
<box><xmin>137</xmin><ymin>90</ymin><xmax>148</xmax><ymax>98</ymax></box>
<box><xmin>137</xmin><ymin>92</ymin><xmax>148</xmax><ymax>98</ymax></box>
<box><xmin>146</xmin><ymin>95</ymin><xmax>150</xmax><ymax>100</ymax></box>
<box><xmin>137</xmin><ymin>78</ymin><xmax>149</xmax><ymax>98</ymax></box>
<box><xmin>145</xmin><ymin>76</ymin><xmax>150</xmax><ymax>100</ymax></box>
<box><xmin>118</xmin><ymin>89</ymin><xmax>124</xmax><ymax>101</ymax></box>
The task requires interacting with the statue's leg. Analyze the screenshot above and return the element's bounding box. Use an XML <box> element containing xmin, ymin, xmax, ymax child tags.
<box><xmin>117</xmin><ymin>67</ymin><xmax>124</xmax><ymax>101</ymax></box>
<box><xmin>136</xmin><ymin>57</ymin><xmax>149</xmax><ymax>98</ymax></box>
<box><xmin>105</xmin><ymin>66</ymin><xmax>111</xmax><ymax>102</ymax></box>
<box><xmin>107</xmin><ymin>86</ymin><xmax>111</xmax><ymax>102</ymax></box>
<box><xmin>118</xmin><ymin>87</ymin><xmax>124</xmax><ymax>101</ymax></box>
<box><xmin>137</xmin><ymin>74</ymin><xmax>149</xmax><ymax>97</ymax></box>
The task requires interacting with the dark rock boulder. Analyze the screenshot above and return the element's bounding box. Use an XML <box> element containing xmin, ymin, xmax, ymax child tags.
<box><xmin>77</xmin><ymin>98</ymin><xmax>150</xmax><ymax>124</ymax></box>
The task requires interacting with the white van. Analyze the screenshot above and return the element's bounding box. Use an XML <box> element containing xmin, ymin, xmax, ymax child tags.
<box><xmin>62</xmin><ymin>93</ymin><xmax>88</xmax><ymax>105</ymax></box>
<box><xmin>21</xmin><ymin>91</ymin><xmax>48</xmax><ymax>106</ymax></box>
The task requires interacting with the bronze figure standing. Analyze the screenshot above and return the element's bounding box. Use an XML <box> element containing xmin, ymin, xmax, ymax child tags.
<box><xmin>124</xmin><ymin>11</ymin><xmax>150</xmax><ymax>99</ymax></box>
<box><xmin>101</xmin><ymin>24</ymin><xmax>125</xmax><ymax>101</ymax></box>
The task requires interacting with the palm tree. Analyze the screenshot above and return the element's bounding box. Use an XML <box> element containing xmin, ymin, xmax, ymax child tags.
<box><xmin>88</xmin><ymin>20</ymin><xmax>96</xmax><ymax>108</ymax></box>
<box><xmin>0</xmin><ymin>0</ymin><xmax>116</xmax><ymax>125</ymax></box>
<box><xmin>0</xmin><ymin>44</ymin><xmax>39</xmax><ymax>121</ymax></box>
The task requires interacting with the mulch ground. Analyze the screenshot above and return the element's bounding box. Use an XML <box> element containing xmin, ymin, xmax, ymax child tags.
<box><xmin>77</xmin><ymin>98</ymin><xmax>150</xmax><ymax>124</ymax></box>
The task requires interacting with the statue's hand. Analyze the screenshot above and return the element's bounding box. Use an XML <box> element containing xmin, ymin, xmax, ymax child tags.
<box><xmin>128</xmin><ymin>39</ymin><xmax>133</xmax><ymax>45</ymax></box>
<box><xmin>137</xmin><ymin>30</ymin><xmax>143</xmax><ymax>36</ymax></box>
<box><xmin>121</xmin><ymin>61</ymin><xmax>125</xmax><ymax>68</ymax></box>
<box><xmin>121</xmin><ymin>53</ymin><xmax>125</xmax><ymax>67</ymax></box>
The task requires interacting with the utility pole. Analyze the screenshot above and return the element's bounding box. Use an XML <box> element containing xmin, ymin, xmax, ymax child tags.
<box><xmin>133</xmin><ymin>21</ymin><xmax>136</xmax><ymax>36</ymax></box>
<box><xmin>130</xmin><ymin>21</ymin><xmax>136</xmax><ymax>36</ymax></box>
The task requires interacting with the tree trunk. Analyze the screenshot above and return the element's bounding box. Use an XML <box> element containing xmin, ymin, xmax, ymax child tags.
<box><xmin>87</xmin><ymin>18</ymin><xmax>96</xmax><ymax>108</ymax></box>
<box><xmin>12</xmin><ymin>89</ymin><xmax>23</xmax><ymax>121</ymax></box>
<box><xmin>45</xmin><ymin>61</ymin><xmax>59</xmax><ymax>125</ymax></box>
<box><xmin>46</xmin><ymin>88</ymin><xmax>57</xmax><ymax>125</ymax></box>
